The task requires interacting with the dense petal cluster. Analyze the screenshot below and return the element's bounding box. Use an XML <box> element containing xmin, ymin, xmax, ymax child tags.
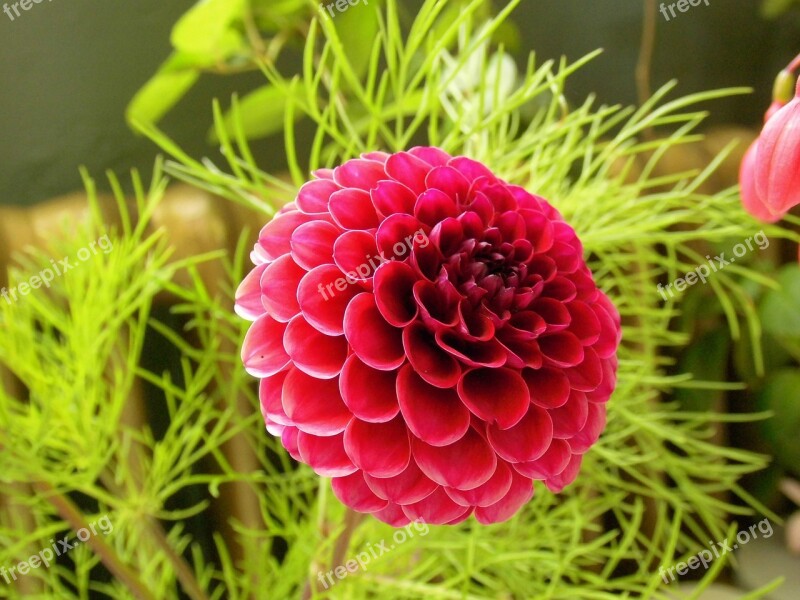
<box><xmin>236</xmin><ymin>147</ymin><xmax>621</xmax><ymax>526</ymax></box>
<box><xmin>740</xmin><ymin>74</ymin><xmax>800</xmax><ymax>221</ymax></box>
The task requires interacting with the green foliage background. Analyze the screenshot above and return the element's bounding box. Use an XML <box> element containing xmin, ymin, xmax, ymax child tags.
<box><xmin>1</xmin><ymin>0</ymin><xmax>799</xmax><ymax>598</ymax></box>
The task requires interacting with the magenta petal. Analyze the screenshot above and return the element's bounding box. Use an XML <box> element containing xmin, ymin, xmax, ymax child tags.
<box><xmin>364</xmin><ymin>459</ymin><xmax>438</xmax><ymax>505</ymax></box>
<box><xmin>740</xmin><ymin>140</ymin><xmax>783</xmax><ymax>222</ymax></box>
<box><xmin>282</xmin><ymin>368</ymin><xmax>352</xmax><ymax>435</ymax></box>
<box><xmin>514</xmin><ymin>438</ymin><xmax>572</xmax><ymax>479</ymax></box>
<box><xmin>329</xmin><ymin>188</ymin><xmax>380</xmax><ymax>230</ymax></box>
<box><xmin>457</xmin><ymin>368</ymin><xmax>530</xmax><ymax>429</ymax></box>
<box><xmin>376</xmin><ymin>214</ymin><xmax>428</xmax><ymax>261</ymax></box>
<box><xmin>385</xmin><ymin>152</ymin><xmax>432</xmax><ymax>195</ymax></box>
<box><xmin>413</xmin><ymin>428</ymin><xmax>497</xmax><ymax>490</ymax></box>
<box><xmin>436</xmin><ymin>332</ymin><xmax>507</xmax><ymax>368</ymax></box>
<box><xmin>281</xmin><ymin>426</ymin><xmax>301</xmax><ymax>461</ymax></box>
<box><xmin>531</xmin><ymin>298</ymin><xmax>571</xmax><ymax>333</ymax></box>
<box><xmin>331</xmin><ymin>471</ymin><xmax>389</xmax><ymax>512</ymax></box>
<box><xmin>539</xmin><ymin>332</ymin><xmax>584</xmax><ymax>367</ymax></box>
<box><xmin>445</xmin><ymin>460</ymin><xmax>513</xmax><ymax>508</ymax></box>
<box><xmin>397</xmin><ymin>364</ymin><xmax>470</xmax><ymax>446</ymax></box>
<box><xmin>475</xmin><ymin>470</ymin><xmax>534</xmax><ymax>524</ymax></box>
<box><xmin>549</xmin><ymin>389</ymin><xmax>589</xmax><ymax>439</ymax></box>
<box><xmin>242</xmin><ymin>315</ymin><xmax>290</xmax><ymax>377</ymax></box>
<box><xmin>343</xmin><ymin>293</ymin><xmax>405</xmax><ymax>370</ymax></box>
<box><xmin>414</xmin><ymin>188</ymin><xmax>458</xmax><ymax>226</ymax></box>
<box><xmin>260</xmin><ymin>254</ymin><xmax>306</xmax><ymax>322</ymax></box>
<box><xmin>425</xmin><ymin>166</ymin><xmax>471</xmax><ymax>200</ymax></box>
<box><xmin>569</xmin><ymin>402</ymin><xmax>607</xmax><ymax>454</ymax></box>
<box><xmin>258</xmin><ymin>211</ymin><xmax>316</xmax><ymax>260</ymax></box>
<box><xmin>545</xmin><ymin>453</ymin><xmax>583</xmax><ymax>493</ymax></box>
<box><xmin>567</xmin><ymin>301</ymin><xmax>601</xmax><ymax>344</ymax></box>
<box><xmin>592</xmin><ymin>300</ymin><xmax>622</xmax><ymax>359</ymax></box>
<box><xmin>371</xmin><ymin>180</ymin><xmax>417</xmax><ymax>216</ymax></box>
<box><xmin>333</xmin><ymin>230</ymin><xmax>381</xmax><ymax>283</ymax></box>
<box><xmin>259</xmin><ymin>371</ymin><xmax>292</xmax><ymax>426</ymax></box>
<box><xmin>755</xmin><ymin>100</ymin><xmax>800</xmax><ymax>213</ymax></box>
<box><xmin>565</xmin><ymin>347</ymin><xmax>603</xmax><ymax>392</ymax></box>
<box><xmin>448</xmin><ymin>156</ymin><xmax>495</xmax><ymax>181</ymax></box>
<box><xmin>372</xmin><ymin>503</ymin><xmax>412</xmax><ymax>526</ymax></box>
<box><xmin>487</xmin><ymin>405</ymin><xmax>553</xmax><ymax>463</ymax></box>
<box><xmin>283</xmin><ymin>315</ymin><xmax>348</xmax><ymax>378</ymax></box>
<box><xmin>522</xmin><ymin>367</ymin><xmax>571</xmax><ymax>409</ymax></box>
<box><xmin>235</xmin><ymin>263</ymin><xmax>268</xmax><ymax>320</ymax></box>
<box><xmin>343</xmin><ymin>416</ymin><xmax>411</xmax><ymax>478</ymax></box>
<box><xmin>374</xmin><ymin>262</ymin><xmax>420</xmax><ymax>327</ymax></box>
<box><xmin>296</xmin><ymin>179</ymin><xmax>340</xmax><ymax>213</ymax></box>
<box><xmin>297</xmin><ymin>431</ymin><xmax>357</xmax><ymax>477</ymax></box>
<box><xmin>401</xmin><ymin>487</ymin><xmax>471</xmax><ymax>525</ymax></box>
<box><xmin>402</xmin><ymin>321</ymin><xmax>461</xmax><ymax>388</ymax></box>
<box><xmin>290</xmin><ymin>221</ymin><xmax>339</xmax><ymax>270</ymax></box>
<box><xmin>408</xmin><ymin>146</ymin><xmax>452</xmax><ymax>167</ymax></box>
<box><xmin>339</xmin><ymin>355</ymin><xmax>400</xmax><ymax>423</ymax></box>
<box><xmin>297</xmin><ymin>265</ymin><xmax>360</xmax><ymax>335</ymax></box>
<box><xmin>333</xmin><ymin>159</ymin><xmax>387</xmax><ymax>191</ymax></box>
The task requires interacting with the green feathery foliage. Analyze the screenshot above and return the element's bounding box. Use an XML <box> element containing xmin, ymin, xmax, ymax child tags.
<box><xmin>1</xmin><ymin>0</ymin><xmax>798</xmax><ymax>598</ymax></box>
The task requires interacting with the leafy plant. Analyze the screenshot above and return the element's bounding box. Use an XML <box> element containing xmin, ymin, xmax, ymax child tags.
<box><xmin>1</xmin><ymin>0</ymin><xmax>798</xmax><ymax>598</ymax></box>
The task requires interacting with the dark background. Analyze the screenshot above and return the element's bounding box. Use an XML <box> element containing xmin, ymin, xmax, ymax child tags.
<box><xmin>0</xmin><ymin>0</ymin><xmax>798</xmax><ymax>206</ymax></box>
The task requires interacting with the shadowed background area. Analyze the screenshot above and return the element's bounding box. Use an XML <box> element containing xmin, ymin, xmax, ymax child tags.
<box><xmin>0</xmin><ymin>0</ymin><xmax>798</xmax><ymax>205</ymax></box>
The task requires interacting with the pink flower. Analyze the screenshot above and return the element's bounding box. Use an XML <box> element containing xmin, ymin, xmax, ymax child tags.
<box><xmin>236</xmin><ymin>147</ymin><xmax>621</xmax><ymax>526</ymax></box>
<box><xmin>754</xmin><ymin>80</ymin><xmax>800</xmax><ymax>216</ymax></box>
<box><xmin>740</xmin><ymin>140</ymin><xmax>784</xmax><ymax>223</ymax></box>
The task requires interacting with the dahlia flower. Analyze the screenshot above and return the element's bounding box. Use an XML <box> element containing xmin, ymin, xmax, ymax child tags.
<box><xmin>236</xmin><ymin>147</ymin><xmax>621</xmax><ymax>526</ymax></box>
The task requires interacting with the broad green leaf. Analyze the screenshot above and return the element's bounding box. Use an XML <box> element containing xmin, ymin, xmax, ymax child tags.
<box><xmin>757</xmin><ymin>369</ymin><xmax>800</xmax><ymax>476</ymax></box>
<box><xmin>212</xmin><ymin>84</ymin><xmax>304</xmax><ymax>142</ymax></box>
<box><xmin>759</xmin><ymin>265</ymin><xmax>800</xmax><ymax>339</ymax></box>
<box><xmin>126</xmin><ymin>54</ymin><xmax>200</xmax><ymax>126</ymax></box>
<box><xmin>330</xmin><ymin>0</ymin><xmax>383</xmax><ymax>75</ymax></box>
<box><xmin>171</xmin><ymin>0</ymin><xmax>247</xmax><ymax>58</ymax></box>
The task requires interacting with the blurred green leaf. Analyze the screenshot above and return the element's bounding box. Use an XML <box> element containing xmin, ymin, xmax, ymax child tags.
<box><xmin>759</xmin><ymin>265</ymin><xmax>800</xmax><ymax>339</ymax></box>
<box><xmin>212</xmin><ymin>84</ymin><xmax>304</xmax><ymax>142</ymax></box>
<box><xmin>331</xmin><ymin>0</ymin><xmax>383</xmax><ymax>75</ymax></box>
<box><xmin>674</xmin><ymin>328</ymin><xmax>731</xmax><ymax>412</ymax></box>
<box><xmin>760</xmin><ymin>0</ymin><xmax>799</xmax><ymax>18</ymax></box>
<box><xmin>757</xmin><ymin>369</ymin><xmax>800</xmax><ymax>476</ymax></box>
<box><xmin>126</xmin><ymin>54</ymin><xmax>201</xmax><ymax>126</ymax></box>
<box><xmin>171</xmin><ymin>0</ymin><xmax>247</xmax><ymax>59</ymax></box>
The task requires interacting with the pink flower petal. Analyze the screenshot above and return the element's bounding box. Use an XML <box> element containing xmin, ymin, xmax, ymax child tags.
<box><xmin>457</xmin><ymin>368</ymin><xmax>530</xmax><ymax>429</ymax></box>
<box><xmin>235</xmin><ymin>263</ymin><xmax>268</xmax><ymax>320</ymax></box>
<box><xmin>401</xmin><ymin>487</ymin><xmax>471</xmax><ymax>525</ymax></box>
<box><xmin>376</xmin><ymin>214</ymin><xmax>429</xmax><ymax>261</ymax></box>
<box><xmin>371</xmin><ymin>180</ymin><xmax>417</xmax><ymax>216</ymax></box>
<box><xmin>242</xmin><ymin>315</ymin><xmax>290</xmax><ymax>377</ymax></box>
<box><xmin>297</xmin><ymin>179</ymin><xmax>340</xmax><ymax>213</ymax></box>
<box><xmin>539</xmin><ymin>332</ymin><xmax>584</xmax><ymax>367</ymax></box>
<box><xmin>297</xmin><ymin>431</ymin><xmax>357</xmax><ymax>477</ymax></box>
<box><xmin>283</xmin><ymin>315</ymin><xmax>348</xmax><ymax>378</ymax></box>
<box><xmin>475</xmin><ymin>470</ymin><xmax>534</xmax><ymax>524</ymax></box>
<box><xmin>339</xmin><ymin>355</ymin><xmax>400</xmax><ymax>423</ymax></box>
<box><xmin>521</xmin><ymin>367</ymin><xmax>570</xmax><ymax>409</ymax></box>
<box><xmin>413</xmin><ymin>428</ymin><xmax>497</xmax><ymax>490</ymax></box>
<box><xmin>331</xmin><ymin>471</ymin><xmax>389</xmax><ymax>512</ymax></box>
<box><xmin>290</xmin><ymin>221</ymin><xmax>339</xmax><ymax>270</ymax></box>
<box><xmin>259</xmin><ymin>371</ymin><xmax>292</xmax><ymax>426</ymax></box>
<box><xmin>282</xmin><ymin>367</ymin><xmax>352</xmax><ymax>435</ymax></box>
<box><xmin>401</xmin><ymin>321</ymin><xmax>461</xmax><ymax>388</ymax></box>
<box><xmin>374</xmin><ymin>262</ymin><xmax>420</xmax><ymax>327</ymax></box>
<box><xmin>372</xmin><ymin>503</ymin><xmax>412</xmax><ymax>526</ymax></box>
<box><xmin>425</xmin><ymin>166</ymin><xmax>471</xmax><ymax>201</ymax></box>
<box><xmin>569</xmin><ymin>402</ymin><xmax>607</xmax><ymax>454</ymax></box>
<box><xmin>549</xmin><ymin>389</ymin><xmax>589</xmax><ymax>439</ymax></box>
<box><xmin>408</xmin><ymin>146</ymin><xmax>452</xmax><ymax>167</ymax></box>
<box><xmin>258</xmin><ymin>211</ymin><xmax>316</xmax><ymax>260</ymax></box>
<box><xmin>329</xmin><ymin>188</ymin><xmax>381</xmax><ymax>230</ymax></box>
<box><xmin>445</xmin><ymin>460</ymin><xmax>513</xmax><ymax>507</ymax></box>
<box><xmin>260</xmin><ymin>254</ymin><xmax>306</xmax><ymax>322</ymax></box>
<box><xmin>333</xmin><ymin>159</ymin><xmax>387</xmax><ymax>191</ymax></box>
<box><xmin>343</xmin><ymin>416</ymin><xmax>411</xmax><ymax>478</ymax></box>
<box><xmin>333</xmin><ymin>230</ymin><xmax>381</xmax><ymax>284</ymax></box>
<box><xmin>545</xmin><ymin>453</ymin><xmax>583</xmax><ymax>493</ymax></box>
<box><xmin>487</xmin><ymin>405</ymin><xmax>553</xmax><ymax>463</ymax></box>
<box><xmin>385</xmin><ymin>152</ymin><xmax>432</xmax><ymax>194</ymax></box>
<box><xmin>343</xmin><ymin>293</ymin><xmax>405</xmax><ymax>370</ymax></box>
<box><xmin>281</xmin><ymin>426</ymin><xmax>301</xmax><ymax>461</ymax></box>
<box><xmin>397</xmin><ymin>364</ymin><xmax>470</xmax><ymax>446</ymax></box>
<box><xmin>414</xmin><ymin>188</ymin><xmax>459</xmax><ymax>226</ymax></box>
<box><xmin>364</xmin><ymin>458</ymin><xmax>438</xmax><ymax>505</ymax></box>
<box><xmin>297</xmin><ymin>265</ymin><xmax>360</xmax><ymax>335</ymax></box>
<box><xmin>436</xmin><ymin>332</ymin><xmax>507</xmax><ymax>368</ymax></box>
<box><xmin>514</xmin><ymin>438</ymin><xmax>572</xmax><ymax>479</ymax></box>
<box><xmin>565</xmin><ymin>347</ymin><xmax>603</xmax><ymax>392</ymax></box>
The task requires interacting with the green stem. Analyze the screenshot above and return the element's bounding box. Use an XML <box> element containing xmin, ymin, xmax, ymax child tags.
<box><xmin>33</xmin><ymin>481</ymin><xmax>156</xmax><ymax>600</ymax></box>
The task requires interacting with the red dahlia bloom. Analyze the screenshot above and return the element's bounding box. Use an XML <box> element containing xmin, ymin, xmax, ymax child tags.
<box><xmin>236</xmin><ymin>147</ymin><xmax>621</xmax><ymax>526</ymax></box>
